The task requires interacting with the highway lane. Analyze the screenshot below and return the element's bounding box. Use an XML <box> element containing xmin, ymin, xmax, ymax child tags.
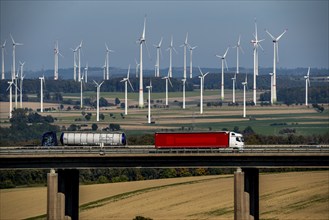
<box><xmin>1</xmin><ymin>145</ymin><xmax>328</xmax><ymax>156</ymax></box>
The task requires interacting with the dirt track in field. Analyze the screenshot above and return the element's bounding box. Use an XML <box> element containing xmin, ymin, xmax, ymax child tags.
<box><xmin>1</xmin><ymin>171</ymin><xmax>328</xmax><ymax>220</ymax></box>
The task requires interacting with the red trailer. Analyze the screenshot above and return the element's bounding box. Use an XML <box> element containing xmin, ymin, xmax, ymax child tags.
<box><xmin>155</xmin><ymin>131</ymin><xmax>244</xmax><ymax>149</ymax></box>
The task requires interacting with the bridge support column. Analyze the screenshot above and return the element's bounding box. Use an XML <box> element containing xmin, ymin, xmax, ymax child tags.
<box><xmin>234</xmin><ymin>168</ymin><xmax>259</xmax><ymax>220</ymax></box>
<box><xmin>243</xmin><ymin>168</ymin><xmax>259</xmax><ymax>220</ymax></box>
<box><xmin>58</xmin><ymin>169</ymin><xmax>79</xmax><ymax>220</ymax></box>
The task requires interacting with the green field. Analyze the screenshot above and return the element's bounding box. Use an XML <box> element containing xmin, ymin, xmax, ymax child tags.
<box><xmin>1</xmin><ymin>89</ymin><xmax>328</xmax><ymax>137</ymax></box>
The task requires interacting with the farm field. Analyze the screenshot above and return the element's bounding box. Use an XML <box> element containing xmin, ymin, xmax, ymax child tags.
<box><xmin>0</xmin><ymin>171</ymin><xmax>328</xmax><ymax>219</ymax></box>
<box><xmin>1</xmin><ymin>89</ymin><xmax>328</xmax><ymax>136</ymax></box>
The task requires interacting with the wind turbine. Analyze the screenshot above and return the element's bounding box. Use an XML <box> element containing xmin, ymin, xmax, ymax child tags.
<box><xmin>84</xmin><ymin>63</ymin><xmax>88</xmax><ymax>83</ymax></box>
<box><xmin>71</xmin><ymin>46</ymin><xmax>78</xmax><ymax>81</ymax></box>
<box><xmin>77</xmin><ymin>41</ymin><xmax>83</xmax><ymax>82</ymax></box>
<box><xmin>39</xmin><ymin>75</ymin><xmax>45</xmax><ymax>113</ymax></box>
<box><xmin>137</xmin><ymin>16</ymin><xmax>150</xmax><ymax>108</ymax></box>
<box><xmin>198</xmin><ymin>67</ymin><xmax>209</xmax><ymax>114</ymax></box>
<box><xmin>167</xmin><ymin>35</ymin><xmax>178</xmax><ymax>78</ymax></box>
<box><xmin>304</xmin><ymin>67</ymin><xmax>311</xmax><ymax>106</ymax></box>
<box><xmin>242</xmin><ymin>74</ymin><xmax>248</xmax><ymax>118</ymax></box>
<box><xmin>180</xmin><ymin>33</ymin><xmax>188</xmax><ymax>79</ymax></box>
<box><xmin>105</xmin><ymin>43</ymin><xmax>114</xmax><ymax>80</ymax></box>
<box><xmin>80</xmin><ymin>73</ymin><xmax>84</xmax><ymax>109</ymax></box>
<box><xmin>269</xmin><ymin>72</ymin><xmax>273</xmax><ymax>103</ymax></box>
<box><xmin>135</xmin><ymin>58</ymin><xmax>140</xmax><ymax>78</ymax></box>
<box><xmin>182</xmin><ymin>78</ymin><xmax>186</xmax><ymax>109</ymax></box>
<box><xmin>216</xmin><ymin>47</ymin><xmax>229</xmax><ymax>101</ymax></box>
<box><xmin>54</xmin><ymin>41</ymin><xmax>63</xmax><ymax>80</ymax></box>
<box><xmin>120</xmin><ymin>65</ymin><xmax>134</xmax><ymax>115</ymax></box>
<box><xmin>19</xmin><ymin>61</ymin><xmax>25</xmax><ymax>108</ymax></box>
<box><xmin>7</xmin><ymin>81</ymin><xmax>14</xmax><ymax>118</ymax></box>
<box><xmin>153</xmin><ymin>37</ymin><xmax>163</xmax><ymax>77</ymax></box>
<box><xmin>93</xmin><ymin>80</ymin><xmax>104</xmax><ymax>122</ymax></box>
<box><xmin>14</xmin><ymin>70</ymin><xmax>18</xmax><ymax>108</ymax></box>
<box><xmin>10</xmin><ymin>34</ymin><xmax>23</xmax><ymax>80</ymax></box>
<box><xmin>189</xmin><ymin>45</ymin><xmax>197</xmax><ymax>79</ymax></box>
<box><xmin>251</xmin><ymin>19</ymin><xmax>265</xmax><ymax>105</ymax></box>
<box><xmin>146</xmin><ymin>80</ymin><xmax>152</xmax><ymax>124</ymax></box>
<box><xmin>233</xmin><ymin>35</ymin><xmax>244</xmax><ymax>74</ymax></box>
<box><xmin>162</xmin><ymin>70</ymin><xmax>173</xmax><ymax>106</ymax></box>
<box><xmin>266</xmin><ymin>28</ymin><xmax>287</xmax><ymax>104</ymax></box>
<box><xmin>1</xmin><ymin>40</ymin><xmax>6</xmax><ymax>80</ymax></box>
<box><xmin>102</xmin><ymin>58</ymin><xmax>106</xmax><ymax>80</ymax></box>
<box><xmin>232</xmin><ymin>73</ymin><xmax>237</xmax><ymax>104</ymax></box>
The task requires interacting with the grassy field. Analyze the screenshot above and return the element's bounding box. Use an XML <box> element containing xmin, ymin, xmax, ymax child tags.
<box><xmin>0</xmin><ymin>89</ymin><xmax>328</xmax><ymax>136</ymax></box>
<box><xmin>0</xmin><ymin>171</ymin><xmax>328</xmax><ymax>219</ymax></box>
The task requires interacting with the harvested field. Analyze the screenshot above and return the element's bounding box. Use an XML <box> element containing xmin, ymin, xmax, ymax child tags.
<box><xmin>0</xmin><ymin>171</ymin><xmax>328</xmax><ymax>220</ymax></box>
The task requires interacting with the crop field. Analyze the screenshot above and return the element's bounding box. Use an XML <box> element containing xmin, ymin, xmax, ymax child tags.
<box><xmin>0</xmin><ymin>89</ymin><xmax>328</xmax><ymax>136</ymax></box>
<box><xmin>0</xmin><ymin>171</ymin><xmax>328</xmax><ymax>219</ymax></box>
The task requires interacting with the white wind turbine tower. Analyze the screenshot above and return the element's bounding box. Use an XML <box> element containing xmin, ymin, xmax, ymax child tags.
<box><xmin>53</xmin><ymin>41</ymin><xmax>63</xmax><ymax>80</ymax></box>
<box><xmin>182</xmin><ymin>78</ymin><xmax>186</xmax><ymax>109</ymax></box>
<box><xmin>93</xmin><ymin>80</ymin><xmax>104</xmax><ymax>122</ymax></box>
<box><xmin>135</xmin><ymin>59</ymin><xmax>140</xmax><ymax>78</ymax></box>
<box><xmin>19</xmin><ymin>61</ymin><xmax>25</xmax><ymax>108</ymax></box>
<box><xmin>1</xmin><ymin>40</ymin><xmax>6</xmax><ymax>80</ymax></box>
<box><xmin>233</xmin><ymin>35</ymin><xmax>244</xmax><ymax>74</ymax></box>
<box><xmin>242</xmin><ymin>74</ymin><xmax>248</xmax><ymax>118</ymax></box>
<box><xmin>146</xmin><ymin>80</ymin><xmax>152</xmax><ymax>124</ymax></box>
<box><xmin>39</xmin><ymin>75</ymin><xmax>45</xmax><ymax>113</ymax></box>
<box><xmin>189</xmin><ymin>45</ymin><xmax>197</xmax><ymax>79</ymax></box>
<box><xmin>180</xmin><ymin>33</ymin><xmax>188</xmax><ymax>79</ymax></box>
<box><xmin>216</xmin><ymin>47</ymin><xmax>229</xmax><ymax>101</ymax></box>
<box><xmin>10</xmin><ymin>34</ymin><xmax>23</xmax><ymax>80</ymax></box>
<box><xmin>84</xmin><ymin>63</ymin><xmax>88</xmax><ymax>83</ymax></box>
<box><xmin>71</xmin><ymin>46</ymin><xmax>78</xmax><ymax>81</ymax></box>
<box><xmin>137</xmin><ymin>16</ymin><xmax>150</xmax><ymax>108</ymax></box>
<box><xmin>167</xmin><ymin>35</ymin><xmax>178</xmax><ymax>78</ymax></box>
<box><xmin>120</xmin><ymin>65</ymin><xmax>134</xmax><ymax>115</ymax></box>
<box><xmin>153</xmin><ymin>37</ymin><xmax>163</xmax><ymax>77</ymax></box>
<box><xmin>242</xmin><ymin>75</ymin><xmax>248</xmax><ymax>118</ymax></box>
<box><xmin>198</xmin><ymin>67</ymin><xmax>209</xmax><ymax>114</ymax></box>
<box><xmin>266</xmin><ymin>28</ymin><xmax>287</xmax><ymax>104</ymax></box>
<box><xmin>232</xmin><ymin>73</ymin><xmax>237</xmax><ymax>104</ymax></box>
<box><xmin>80</xmin><ymin>73</ymin><xmax>84</xmax><ymax>109</ymax></box>
<box><xmin>7</xmin><ymin>81</ymin><xmax>14</xmax><ymax>118</ymax></box>
<box><xmin>269</xmin><ymin>72</ymin><xmax>273</xmax><ymax>103</ymax></box>
<box><xmin>102</xmin><ymin>58</ymin><xmax>106</xmax><ymax>80</ymax></box>
<box><xmin>105</xmin><ymin>43</ymin><xmax>114</xmax><ymax>80</ymax></box>
<box><xmin>304</xmin><ymin>67</ymin><xmax>311</xmax><ymax>106</ymax></box>
<box><xmin>251</xmin><ymin>19</ymin><xmax>265</xmax><ymax>105</ymax></box>
<box><xmin>162</xmin><ymin>70</ymin><xmax>173</xmax><ymax>106</ymax></box>
<box><xmin>14</xmin><ymin>70</ymin><xmax>19</xmax><ymax>108</ymax></box>
<box><xmin>77</xmin><ymin>41</ymin><xmax>83</xmax><ymax>82</ymax></box>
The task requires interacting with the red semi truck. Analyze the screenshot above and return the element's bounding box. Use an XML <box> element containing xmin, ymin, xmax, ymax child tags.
<box><xmin>155</xmin><ymin>131</ymin><xmax>244</xmax><ymax>149</ymax></box>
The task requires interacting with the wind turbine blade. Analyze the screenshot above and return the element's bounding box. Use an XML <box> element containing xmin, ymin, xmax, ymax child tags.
<box><xmin>127</xmin><ymin>64</ymin><xmax>131</xmax><ymax>78</ymax></box>
<box><xmin>225</xmin><ymin>59</ymin><xmax>228</xmax><ymax>71</ymax></box>
<box><xmin>265</xmin><ymin>30</ymin><xmax>276</xmax><ymax>40</ymax></box>
<box><xmin>258</xmin><ymin>43</ymin><xmax>264</xmax><ymax>51</ymax></box>
<box><xmin>173</xmin><ymin>46</ymin><xmax>178</xmax><ymax>54</ymax></box>
<box><xmin>105</xmin><ymin>42</ymin><xmax>109</xmax><ymax>51</ymax></box>
<box><xmin>128</xmin><ymin>79</ymin><xmax>134</xmax><ymax>91</ymax></box>
<box><xmin>198</xmin><ymin>66</ymin><xmax>202</xmax><ymax>75</ymax></box>
<box><xmin>240</xmin><ymin>45</ymin><xmax>245</xmax><ymax>54</ymax></box>
<box><xmin>204</xmin><ymin>72</ymin><xmax>209</xmax><ymax>78</ymax></box>
<box><xmin>99</xmin><ymin>81</ymin><xmax>104</xmax><ymax>87</ymax></box>
<box><xmin>159</xmin><ymin>37</ymin><xmax>163</xmax><ymax>47</ymax></box>
<box><xmin>224</xmin><ymin>47</ymin><xmax>229</xmax><ymax>58</ymax></box>
<box><xmin>93</xmin><ymin>80</ymin><xmax>98</xmax><ymax>86</ymax></box>
<box><xmin>10</xmin><ymin>34</ymin><xmax>15</xmax><ymax>44</ymax></box>
<box><xmin>142</xmin><ymin>16</ymin><xmax>146</xmax><ymax>40</ymax></box>
<box><xmin>307</xmin><ymin>67</ymin><xmax>310</xmax><ymax>76</ymax></box>
<box><xmin>308</xmin><ymin>78</ymin><xmax>310</xmax><ymax>87</ymax></box>
<box><xmin>185</xmin><ymin>32</ymin><xmax>188</xmax><ymax>44</ymax></box>
<box><xmin>168</xmin><ymin>77</ymin><xmax>173</xmax><ymax>87</ymax></box>
<box><xmin>277</xmin><ymin>29</ymin><xmax>287</xmax><ymax>41</ymax></box>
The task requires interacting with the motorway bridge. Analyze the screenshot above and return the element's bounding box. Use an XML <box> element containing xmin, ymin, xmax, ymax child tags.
<box><xmin>1</xmin><ymin>145</ymin><xmax>329</xmax><ymax>220</ymax></box>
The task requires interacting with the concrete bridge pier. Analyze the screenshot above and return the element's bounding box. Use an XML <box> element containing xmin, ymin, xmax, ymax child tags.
<box><xmin>234</xmin><ymin>168</ymin><xmax>259</xmax><ymax>220</ymax></box>
<box><xmin>58</xmin><ymin>169</ymin><xmax>79</xmax><ymax>220</ymax></box>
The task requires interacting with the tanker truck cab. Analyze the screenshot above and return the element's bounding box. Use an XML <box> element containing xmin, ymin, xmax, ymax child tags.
<box><xmin>229</xmin><ymin>132</ymin><xmax>244</xmax><ymax>149</ymax></box>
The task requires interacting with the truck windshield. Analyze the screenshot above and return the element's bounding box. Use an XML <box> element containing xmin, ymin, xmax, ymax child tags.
<box><xmin>236</xmin><ymin>137</ymin><xmax>244</xmax><ymax>142</ymax></box>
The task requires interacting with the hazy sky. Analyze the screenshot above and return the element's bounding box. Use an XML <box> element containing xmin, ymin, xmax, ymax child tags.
<box><xmin>1</xmin><ymin>0</ymin><xmax>328</xmax><ymax>73</ymax></box>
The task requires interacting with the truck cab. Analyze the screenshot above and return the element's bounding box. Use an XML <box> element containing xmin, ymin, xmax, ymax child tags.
<box><xmin>229</xmin><ymin>132</ymin><xmax>244</xmax><ymax>149</ymax></box>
